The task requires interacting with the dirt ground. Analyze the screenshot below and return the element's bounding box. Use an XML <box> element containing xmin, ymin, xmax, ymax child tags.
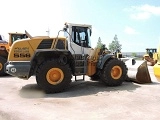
<box><xmin>0</xmin><ymin>66</ymin><xmax>160</xmax><ymax>120</ymax></box>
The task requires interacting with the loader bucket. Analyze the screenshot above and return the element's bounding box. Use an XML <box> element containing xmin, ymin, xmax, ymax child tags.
<box><xmin>135</xmin><ymin>61</ymin><xmax>151</xmax><ymax>84</ymax></box>
<box><xmin>125</xmin><ymin>59</ymin><xmax>152</xmax><ymax>84</ymax></box>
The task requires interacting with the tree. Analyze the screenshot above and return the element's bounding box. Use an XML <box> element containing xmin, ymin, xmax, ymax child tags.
<box><xmin>132</xmin><ymin>52</ymin><xmax>137</xmax><ymax>57</ymax></box>
<box><xmin>96</xmin><ymin>37</ymin><xmax>103</xmax><ymax>48</ymax></box>
<box><xmin>109</xmin><ymin>35</ymin><xmax>122</xmax><ymax>53</ymax></box>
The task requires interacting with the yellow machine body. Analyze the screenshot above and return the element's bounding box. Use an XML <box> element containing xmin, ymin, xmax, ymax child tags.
<box><xmin>5</xmin><ymin>23</ymin><xmax>151</xmax><ymax>93</ymax></box>
<box><xmin>0</xmin><ymin>32</ymin><xmax>27</xmax><ymax>76</ymax></box>
<box><xmin>143</xmin><ymin>48</ymin><xmax>158</xmax><ymax>66</ymax></box>
<box><xmin>153</xmin><ymin>43</ymin><xmax>160</xmax><ymax>81</ymax></box>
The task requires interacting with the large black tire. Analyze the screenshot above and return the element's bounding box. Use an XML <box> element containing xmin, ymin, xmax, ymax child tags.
<box><xmin>100</xmin><ymin>59</ymin><xmax>127</xmax><ymax>86</ymax></box>
<box><xmin>36</xmin><ymin>59</ymin><xmax>72</xmax><ymax>93</ymax></box>
<box><xmin>0</xmin><ymin>56</ymin><xmax>7</xmax><ymax>76</ymax></box>
<box><xmin>90</xmin><ymin>73</ymin><xmax>100</xmax><ymax>81</ymax></box>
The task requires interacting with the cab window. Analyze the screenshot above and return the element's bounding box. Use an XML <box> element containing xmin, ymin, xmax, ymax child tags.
<box><xmin>71</xmin><ymin>26</ymin><xmax>91</xmax><ymax>48</ymax></box>
<box><xmin>11</xmin><ymin>34</ymin><xmax>28</xmax><ymax>43</ymax></box>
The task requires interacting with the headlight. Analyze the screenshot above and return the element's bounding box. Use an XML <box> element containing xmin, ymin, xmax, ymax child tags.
<box><xmin>11</xmin><ymin>68</ymin><xmax>16</xmax><ymax>73</ymax></box>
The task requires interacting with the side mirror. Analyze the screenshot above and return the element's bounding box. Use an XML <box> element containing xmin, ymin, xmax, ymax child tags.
<box><xmin>63</xmin><ymin>27</ymin><xmax>67</xmax><ymax>31</ymax></box>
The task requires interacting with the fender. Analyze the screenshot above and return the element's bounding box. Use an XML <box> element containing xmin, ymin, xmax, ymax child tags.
<box><xmin>97</xmin><ymin>54</ymin><xmax>114</xmax><ymax>69</ymax></box>
<box><xmin>28</xmin><ymin>49</ymin><xmax>73</xmax><ymax>77</ymax></box>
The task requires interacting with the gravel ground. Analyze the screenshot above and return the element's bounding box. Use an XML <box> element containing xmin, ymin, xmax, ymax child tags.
<box><xmin>0</xmin><ymin>66</ymin><xmax>160</xmax><ymax>120</ymax></box>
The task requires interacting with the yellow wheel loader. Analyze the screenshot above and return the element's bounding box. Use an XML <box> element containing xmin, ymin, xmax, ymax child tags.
<box><xmin>0</xmin><ymin>33</ymin><xmax>28</xmax><ymax>76</ymax></box>
<box><xmin>143</xmin><ymin>48</ymin><xmax>158</xmax><ymax>66</ymax></box>
<box><xmin>153</xmin><ymin>43</ymin><xmax>160</xmax><ymax>82</ymax></box>
<box><xmin>5</xmin><ymin>23</ymin><xmax>150</xmax><ymax>93</ymax></box>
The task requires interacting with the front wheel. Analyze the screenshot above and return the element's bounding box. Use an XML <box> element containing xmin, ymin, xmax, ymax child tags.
<box><xmin>36</xmin><ymin>59</ymin><xmax>72</xmax><ymax>93</ymax></box>
<box><xmin>0</xmin><ymin>56</ymin><xmax>7</xmax><ymax>76</ymax></box>
<box><xmin>100</xmin><ymin>59</ymin><xmax>127</xmax><ymax>86</ymax></box>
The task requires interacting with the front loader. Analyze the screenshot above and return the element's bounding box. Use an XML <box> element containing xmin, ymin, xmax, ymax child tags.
<box><xmin>143</xmin><ymin>48</ymin><xmax>158</xmax><ymax>66</ymax></box>
<box><xmin>5</xmin><ymin>23</ymin><xmax>150</xmax><ymax>93</ymax></box>
<box><xmin>153</xmin><ymin>42</ymin><xmax>160</xmax><ymax>82</ymax></box>
<box><xmin>0</xmin><ymin>32</ymin><xmax>28</xmax><ymax>76</ymax></box>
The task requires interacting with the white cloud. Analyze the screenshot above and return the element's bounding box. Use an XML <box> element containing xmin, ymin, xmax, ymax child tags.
<box><xmin>124</xmin><ymin>26</ymin><xmax>139</xmax><ymax>35</ymax></box>
<box><xmin>125</xmin><ymin>4</ymin><xmax>160</xmax><ymax>20</ymax></box>
<box><xmin>130</xmin><ymin>12</ymin><xmax>151</xmax><ymax>20</ymax></box>
<box><xmin>137</xmin><ymin>4</ymin><xmax>160</xmax><ymax>15</ymax></box>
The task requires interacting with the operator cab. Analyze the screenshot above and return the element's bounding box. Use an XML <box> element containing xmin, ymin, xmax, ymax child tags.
<box><xmin>0</xmin><ymin>35</ymin><xmax>7</xmax><ymax>43</ymax></box>
<box><xmin>71</xmin><ymin>26</ymin><xmax>91</xmax><ymax>48</ymax></box>
<box><xmin>64</xmin><ymin>23</ymin><xmax>92</xmax><ymax>55</ymax></box>
<box><xmin>146</xmin><ymin>48</ymin><xmax>157</xmax><ymax>53</ymax></box>
<box><xmin>146</xmin><ymin>48</ymin><xmax>157</xmax><ymax>58</ymax></box>
<box><xmin>10</xmin><ymin>33</ymin><xmax>28</xmax><ymax>43</ymax></box>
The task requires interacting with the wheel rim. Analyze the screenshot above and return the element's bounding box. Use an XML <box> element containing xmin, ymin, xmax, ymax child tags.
<box><xmin>111</xmin><ymin>66</ymin><xmax>122</xmax><ymax>79</ymax></box>
<box><xmin>0</xmin><ymin>63</ymin><xmax>2</xmax><ymax>71</ymax></box>
<box><xmin>46</xmin><ymin>68</ymin><xmax>64</xmax><ymax>85</ymax></box>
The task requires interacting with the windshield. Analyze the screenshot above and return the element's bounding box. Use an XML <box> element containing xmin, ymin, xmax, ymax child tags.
<box><xmin>71</xmin><ymin>26</ymin><xmax>91</xmax><ymax>48</ymax></box>
<box><xmin>147</xmin><ymin>49</ymin><xmax>157</xmax><ymax>53</ymax></box>
<box><xmin>0</xmin><ymin>35</ymin><xmax>5</xmax><ymax>40</ymax></box>
<box><xmin>11</xmin><ymin>34</ymin><xmax>28</xmax><ymax>43</ymax></box>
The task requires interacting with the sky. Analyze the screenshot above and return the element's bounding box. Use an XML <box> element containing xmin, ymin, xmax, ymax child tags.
<box><xmin>0</xmin><ymin>0</ymin><xmax>160</xmax><ymax>52</ymax></box>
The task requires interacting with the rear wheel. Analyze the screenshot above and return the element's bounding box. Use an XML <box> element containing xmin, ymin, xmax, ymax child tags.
<box><xmin>36</xmin><ymin>59</ymin><xmax>72</xmax><ymax>93</ymax></box>
<box><xmin>100</xmin><ymin>59</ymin><xmax>127</xmax><ymax>86</ymax></box>
<box><xmin>0</xmin><ymin>56</ymin><xmax>7</xmax><ymax>76</ymax></box>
